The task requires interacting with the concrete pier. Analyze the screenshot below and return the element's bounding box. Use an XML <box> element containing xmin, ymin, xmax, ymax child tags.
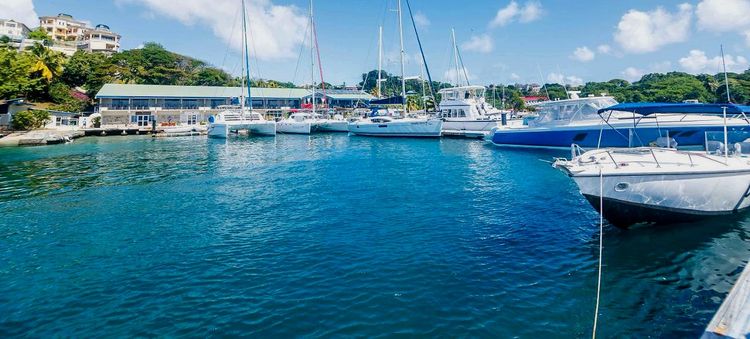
<box><xmin>703</xmin><ymin>262</ymin><xmax>750</xmax><ymax>338</ymax></box>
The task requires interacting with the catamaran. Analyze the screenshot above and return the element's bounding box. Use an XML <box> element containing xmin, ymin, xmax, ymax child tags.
<box><xmin>348</xmin><ymin>0</ymin><xmax>442</xmax><ymax>138</ymax></box>
<box><xmin>489</xmin><ymin>92</ymin><xmax>750</xmax><ymax>148</ymax></box>
<box><xmin>554</xmin><ymin>103</ymin><xmax>750</xmax><ymax>228</ymax></box>
<box><xmin>207</xmin><ymin>0</ymin><xmax>275</xmax><ymax>138</ymax></box>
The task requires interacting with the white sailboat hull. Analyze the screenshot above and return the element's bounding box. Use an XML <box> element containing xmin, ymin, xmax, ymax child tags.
<box><xmin>318</xmin><ymin>120</ymin><xmax>349</xmax><ymax>132</ymax></box>
<box><xmin>348</xmin><ymin>119</ymin><xmax>443</xmax><ymax>137</ymax></box>
<box><xmin>277</xmin><ymin>121</ymin><xmax>313</xmax><ymax>134</ymax></box>
<box><xmin>442</xmin><ymin>119</ymin><xmax>500</xmax><ymax>132</ymax></box>
<box><xmin>207</xmin><ymin>121</ymin><xmax>276</xmax><ymax>138</ymax></box>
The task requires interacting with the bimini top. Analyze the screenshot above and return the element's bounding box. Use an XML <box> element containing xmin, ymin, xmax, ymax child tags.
<box><xmin>598</xmin><ymin>102</ymin><xmax>750</xmax><ymax>115</ymax></box>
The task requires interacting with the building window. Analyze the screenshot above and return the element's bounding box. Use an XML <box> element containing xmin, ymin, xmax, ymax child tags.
<box><xmin>164</xmin><ymin>99</ymin><xmax>180</xmax><ymax>109</ymax></box>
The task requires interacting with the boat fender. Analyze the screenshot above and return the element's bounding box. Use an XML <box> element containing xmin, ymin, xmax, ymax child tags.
<box><xmin>208</xmin><ymin>115</ymin><xmax>215</xmax><ymax>123</ymax></box>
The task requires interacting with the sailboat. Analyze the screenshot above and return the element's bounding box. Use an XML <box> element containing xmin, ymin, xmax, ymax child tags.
<box><xmin>347</xmin><ymin>0</ymin><xmax>443</xmax><ymax>137</ymax></box>
<box><xmin>207</xmin><ymin>0</ymin><xmax>276</xmax><ymax>138</ymax></box>
<box><xmin>277</xmin><ymin>0</ymin><xmax>324</xmax><ymax>135</ymax></box>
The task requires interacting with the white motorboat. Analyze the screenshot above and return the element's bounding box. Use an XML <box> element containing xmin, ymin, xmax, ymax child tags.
<box><xmin>438</xmin><ymin>85</ymin><xmax>503</xmax><ymax>137</ymax></box>
<box><xmin>277</xmin><ymin>112</ymin><xmax>318</xmax><ymax>134</ymax></box>
<box><xmin>489</xmin><ymin>95</ymin><xmax>750</xmax><ymax>148</ymax></box>
<box><xmin>207</xmin><ymin>109</ymin><xmax>276</xmax><ymax>138</ymax></box>
<box><xmin>553</xmin><ymin>103</ymin><xmax>750</xmax><ymax>228</ymax></box>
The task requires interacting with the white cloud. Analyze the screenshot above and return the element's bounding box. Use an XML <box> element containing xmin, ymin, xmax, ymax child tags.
<box><xmin>678</xmin><ymin>49</ymin><xmax>749</xmax><ymax>73</ymax></box>
<box><xmin>121</xmin><ymin>0</ymin><xmax>307</xmax><ymax>60</ymax></box>
<box><xmin>413</xmin><ymin>11</ymin><xmax>430</xmax><ymax>28</ymax></box>
<box><xmin>444</xmin><ymin>68</ymin><xmax>475</xmax><ymax>84</ymax></box>
<box><xmin>519</xmin><ymin>1</ymin><xmax>543</xmax><ymax>23</ymax></box>
<box><xmin>571</xmin><ymin>46</ymin><xmax>595</xmax><ymax>62</ymax></box>
<box><xmin>490</xmin><ymin>1</ymin><xmax>543</xmax><ymax>27</ymax></box>
<box><xmin>614</xmin><ymin>3</ymin><xmax>693</xmax><ymax>54</ymax></box>
<box><xmin>597</xmin><ymin>44</ymin><xmax>612</xmax><ymax>54</ymax></box>
<box><xmin>547</xmin><ymin>72</ymin><xmax>583</xmax><ymax>86</ymax></box>
<box><xmin>696</xmin><ymin>0</ymin><xmax>750</xmax><ymax>46</ymax></box>
<box><xmin>696</xmin><ymin>0</ymin><xmax>750</xmax><ymax>32</ymax></box>
<box><xmin>621</xmin><ymin>67</ymin><xmax>644</xmax><ymax>81</ymax></box>
<box><xmin>461</xmin><ymin>34</ymin><xmax>493</xmax><ymax>54</ymax></box>
<box><xmin>510</xmin><ymin>73</ymin><xmax>521</xmax><ymax>80</ymax></box>
<box><xmin>0</xmin><ymin>0</ymin><xmax>38</xmax><ymax>27</ymax></box>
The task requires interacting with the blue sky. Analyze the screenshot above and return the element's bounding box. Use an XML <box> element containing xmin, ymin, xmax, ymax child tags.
<box><xmin>4</xmin><ymin>0</ymin><xmax>750</xmax><ymax>86</ymax></box>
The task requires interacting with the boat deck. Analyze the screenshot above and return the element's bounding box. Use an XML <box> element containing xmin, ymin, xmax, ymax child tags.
<box><xmin>703</xmin><ymin>261</ymin><xmax>750</xmax><ymax>338</ymax></box>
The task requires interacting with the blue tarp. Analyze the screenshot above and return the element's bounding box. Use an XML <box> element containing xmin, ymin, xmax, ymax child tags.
<box><xmin>598</xmin><ymin>102</ymin><xmax>750</xmax><ymax>115</ymax></box>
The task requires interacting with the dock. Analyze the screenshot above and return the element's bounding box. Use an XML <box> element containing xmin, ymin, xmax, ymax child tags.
<box><xmin>703</xmin><ymin>261</ymin><xmax>750</xmax><ymax>338</ymax></box>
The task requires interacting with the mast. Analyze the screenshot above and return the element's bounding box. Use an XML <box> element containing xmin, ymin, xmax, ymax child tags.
<box><xmin>309</xmin><ymin>0</ymin><xmax>316</xmax><ymax>115</ymax></box>
<box><xmin>397</xmin><ymin>0</ymin><xmax>407</xmax><ymax>113</ymax></box>
<box><xmin>451</xmin><ymin>28</ymin><xmax>460</xmax><ymax>86</ymax></box>
<box><xmin>377</xmin><ymin>25</ymin><xmax>383</xmax><ymax>98</ymax></box>
<box><xmin>240</xmin><ymin>0</ymin><xmax>248</xmax><ymax>116</ymax></box>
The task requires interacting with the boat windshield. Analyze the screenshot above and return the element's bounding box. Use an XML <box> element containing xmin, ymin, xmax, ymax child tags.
<box><xmin>439</xmin><ymin>86</ymin><xmax>485</xmax><ymax>101</ymax></box>
<box><xmin>529</xmin><ymin>97</ymin><xmax>618</xmax><ymax>127</ymax></box>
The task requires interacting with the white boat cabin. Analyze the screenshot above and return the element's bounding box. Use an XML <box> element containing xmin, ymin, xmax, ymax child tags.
<box><xmin>438</xmin><ymin>85</ymin><xmax>499</xmax><ymax>120</ymax></box>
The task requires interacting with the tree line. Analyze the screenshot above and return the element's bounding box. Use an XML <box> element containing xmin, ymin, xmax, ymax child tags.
<box><xmin>3</xmin><ymin>38</ymin><xmax>750</xmax><ymax>113</ymax></box>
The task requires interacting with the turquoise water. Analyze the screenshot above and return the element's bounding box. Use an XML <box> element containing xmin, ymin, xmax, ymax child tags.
<box><xmin>1</xmin><ymin>134</ymin><xmax>749</xmax><ymax>337</ymax></box>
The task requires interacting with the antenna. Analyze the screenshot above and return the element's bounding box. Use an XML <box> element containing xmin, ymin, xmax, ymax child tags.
<box><xmin>721</xmin><ymin>44</ymin><xmax>731</xmax><ymax>103</ymax></box>
<box><xmin>537</xmin><ymin>65</ymin><xmax>551</xmax><ymax>100</ymax></box>
<box><xmin>557</xmin><ymin>65</ymin><xmax>570</xmax><ymax>99</ymax></box>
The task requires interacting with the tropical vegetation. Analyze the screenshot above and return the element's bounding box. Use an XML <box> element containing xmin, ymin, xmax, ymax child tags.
<box><xmin>3</xmin><ymin>29</ymin><xmax>750</xmax><ymax>115</ymax></box>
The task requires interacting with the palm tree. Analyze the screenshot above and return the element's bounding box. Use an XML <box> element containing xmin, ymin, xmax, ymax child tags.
<box><xmin>28</xmin><ymin>43</ymin><xmax>65</xmax><ymax>82</ymax></box>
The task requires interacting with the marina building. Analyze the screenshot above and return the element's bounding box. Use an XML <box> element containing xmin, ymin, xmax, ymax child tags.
<box><xmin>95</xmin><ymin>84</ymin><xmax>374</xmax><ymax>127</ymax></box>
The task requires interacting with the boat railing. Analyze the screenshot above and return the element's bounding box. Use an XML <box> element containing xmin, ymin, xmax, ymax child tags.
<box><xmin>602</xmin><ymin>147</ymin><xmax>732</xmax><ymax>168</ymax></box>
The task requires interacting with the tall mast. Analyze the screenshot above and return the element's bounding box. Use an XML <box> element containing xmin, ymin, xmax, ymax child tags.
<box><xmin>397</xmin><ymin>0</ymin><xmax>407</xmax><ymax>113</ymax></box>
<box><xmin>240</xmin><ymin>0</ymin><xmax>251</xmax><ymax>117</ymax></box>
<box><xmin>452</xmin><ymin>28</ymin><xmax>460</xmax><ymax>86</ymax></box>
<box><xmin>377</xmin><ymin>25</ymin><xmax>383</xmax><ymax>98</ymax></box>
<box><xmin>309</xmin><ymin>0</ymin><xmax>316</xmax><ymax>115</ymax></box>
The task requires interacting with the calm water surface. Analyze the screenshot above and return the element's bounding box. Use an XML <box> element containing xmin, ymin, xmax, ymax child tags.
<box><xmin>1</xmin><ymin>134</ymin><xmax>749</xmax><ymax>337</ymax></box>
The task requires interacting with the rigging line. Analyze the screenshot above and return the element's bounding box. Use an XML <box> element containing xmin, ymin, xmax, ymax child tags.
<box><xmin>244</xmin><ymin>2</ymin><xmax>264</xmax><ymax>85</ymax></box>
<box><xmin>312</xmin><ymin>18</ymin><xmax>326</xmax><ymax>103</ymax></box>
<box><xmin>592</xmin><ymin>168</ymin><xmax>604</xmax><ymax>339</ymax></box>
<box><xmin>404</xmin><ymin>0</ymin><xmax>436</xmax><ymax>103</ymax></box>
<box><xmin>220</xmin><ymin>9</ymin><xmax>240</xmax><ymax>74</ymax></box>
<box><xmin>456</xmin><ymin>45</ymin><xmax>470</xmax><ymax>86</ymax></box>
<box><xmin>288</xmin><ymin>20</ymin><xmax>311</xmax><ymax>100</ymax></box>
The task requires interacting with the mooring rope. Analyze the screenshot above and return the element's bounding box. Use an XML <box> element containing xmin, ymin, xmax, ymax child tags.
<box><xmin>592</xmin><ymin>168</ymin><xmax>604</xmax><ymax>338</ymax></box>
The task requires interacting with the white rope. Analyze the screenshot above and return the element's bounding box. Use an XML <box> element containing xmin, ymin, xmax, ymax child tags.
<box><xmin>592</xmin><ymin>168</ymin><xmax>604</xmax><ymax>339</ymax></box>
